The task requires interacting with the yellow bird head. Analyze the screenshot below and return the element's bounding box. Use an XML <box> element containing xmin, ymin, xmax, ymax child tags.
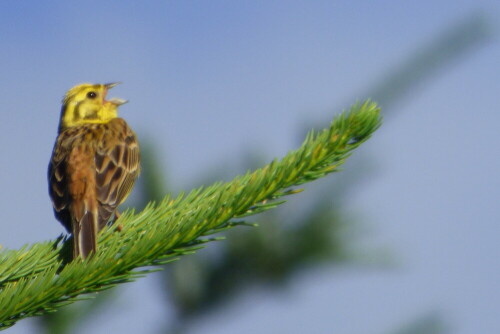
<box><xmin>59</xmin><ymin>83</ymin><xmax>127</xmax><ymax>132</ymax></box>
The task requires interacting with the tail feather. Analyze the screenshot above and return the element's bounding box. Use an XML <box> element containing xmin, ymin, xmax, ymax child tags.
<box><xmin>72</xmin><ymin>210</ymin><xmax>98</xmax><ymax>259</ymax></box>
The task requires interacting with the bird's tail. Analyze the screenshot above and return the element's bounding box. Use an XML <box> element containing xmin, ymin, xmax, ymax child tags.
<box><xmin>72</xmin><ymin>206</ymin><xmax>98</xmax><ymax>259</ymax></box>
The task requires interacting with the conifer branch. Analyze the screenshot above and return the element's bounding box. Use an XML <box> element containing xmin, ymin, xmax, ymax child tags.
<box><xmin>0</xmin><ymin>101</ymin><xmax>381</xmax><ymax>329</ymax></box>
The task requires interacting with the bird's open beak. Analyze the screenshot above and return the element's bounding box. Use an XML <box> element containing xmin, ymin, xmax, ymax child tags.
<box><xmin>104</xmin><ymin>82</ymin><xmax>128</xmax><ymax>106</ymax></box>
<box><xmin>105</xmin><ymin>82</ymin><xmax>121</xmax><ymax>89</ymax></box>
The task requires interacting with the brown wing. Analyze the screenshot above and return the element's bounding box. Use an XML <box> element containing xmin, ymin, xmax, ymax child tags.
<box><xmin>48</xmin><ymin>132</ymin><xmax>74</xmax><ymax>232</ymax></box>
<box><xmin>95</xmin><ymin>119</ymin><xmax>140</xmax><ymax>230</ymax></box>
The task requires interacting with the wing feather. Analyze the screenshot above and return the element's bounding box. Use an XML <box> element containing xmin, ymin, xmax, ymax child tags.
<box><xmin>48</xmin><ymin>134</ymin><xmax>73</xmax><ymax>232</ymax></box>
<box><xmin>95</xmin><ymin>119</ymin><xmax>140</xmax><ymax>229</ymax></box>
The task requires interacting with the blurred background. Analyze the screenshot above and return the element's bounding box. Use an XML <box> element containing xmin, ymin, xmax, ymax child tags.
<box><xmin>0</xmin><ymin>1</ymin><xmax>498</xmax><ymax>333</ymax></box>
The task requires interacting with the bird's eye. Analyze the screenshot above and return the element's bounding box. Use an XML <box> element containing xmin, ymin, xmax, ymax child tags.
<box><xmin>87</xmin><ymin>91</ymin><xmax>97</xmax><ymax>99</ymax></box>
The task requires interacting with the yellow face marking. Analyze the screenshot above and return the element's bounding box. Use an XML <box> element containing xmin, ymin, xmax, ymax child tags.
<box><xmin>59</xmin><ymin>83</ymin><xmax>121</xmax><ymax>131</ymax></box>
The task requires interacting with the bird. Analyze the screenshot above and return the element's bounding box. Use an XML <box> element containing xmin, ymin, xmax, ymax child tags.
<box><xmin>48</xmin><ymin>83</ymin><xmax>140</xmax><ymax>259</ymax></box>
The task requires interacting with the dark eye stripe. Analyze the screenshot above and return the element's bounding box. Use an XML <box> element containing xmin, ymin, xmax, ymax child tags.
<box><xmin>72</xmin><ymin>101</ymin><xmax>82</xmax><ymax>121</ymax></box>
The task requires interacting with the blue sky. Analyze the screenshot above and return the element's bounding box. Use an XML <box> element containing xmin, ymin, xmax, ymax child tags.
<box><xmin>1</xmin><ymin>1</ymin><xmax>499</xmax><ymax>333</ymax></box>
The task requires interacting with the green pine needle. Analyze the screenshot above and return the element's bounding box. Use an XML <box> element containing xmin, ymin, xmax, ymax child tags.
<box><xmin>0</xmin><ymin>100</ymin><xmax>381</xmax><ymax>329</ymax></box>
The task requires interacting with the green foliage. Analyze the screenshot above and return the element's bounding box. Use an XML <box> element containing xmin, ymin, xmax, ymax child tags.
<box><xmin>167</xmin><ymin>204</ymin><xmax>354</xmax><ymax>322</ymax></box>
<box><xmin>0</xmin><ymin>101</ymin><xmax>380</xmax><ymax>329</ymax></box>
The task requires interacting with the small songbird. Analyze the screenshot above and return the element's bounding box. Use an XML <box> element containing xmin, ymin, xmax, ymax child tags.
<box><xmin>48</xmin><ymin>83</ymin><xmax>140</xmax><ymax>259</ymax></box>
